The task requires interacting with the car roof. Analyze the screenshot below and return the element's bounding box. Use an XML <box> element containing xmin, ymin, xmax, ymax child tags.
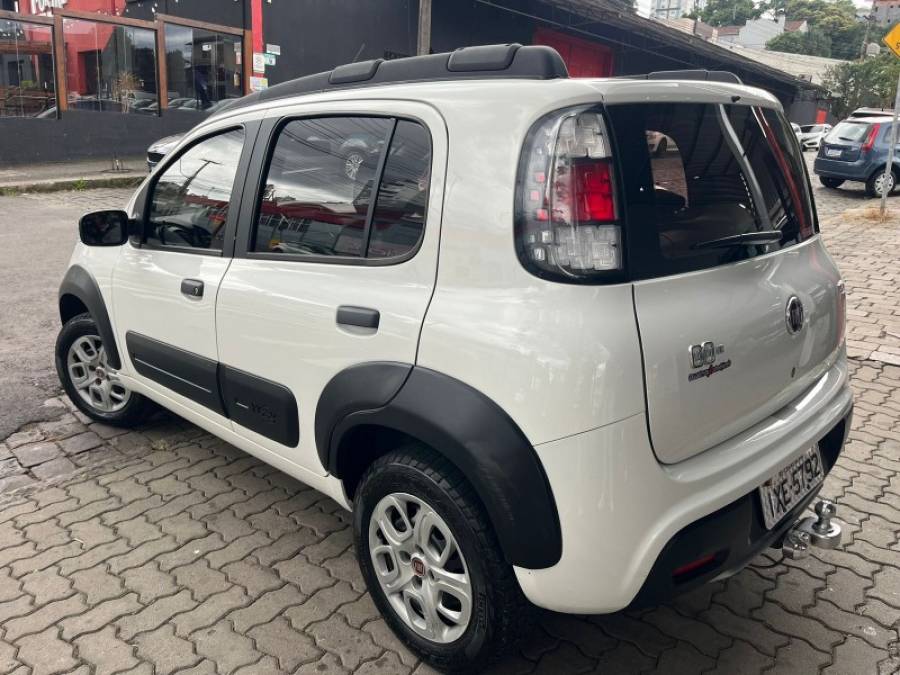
<box><xmin>196</xmin><ymin>43</ymin><xmax>779</xmax><ymax>133</ymax></box>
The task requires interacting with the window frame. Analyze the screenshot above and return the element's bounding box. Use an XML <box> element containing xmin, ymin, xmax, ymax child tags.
<box><xmin>136</xmin><ymin>122</ymin><xmax>255</xmax><ymax>258</ymax></box>
<box><xmin>235</xmin><ymin>112</ymin><xmax>433</xmax><ymax>267</ymax></box>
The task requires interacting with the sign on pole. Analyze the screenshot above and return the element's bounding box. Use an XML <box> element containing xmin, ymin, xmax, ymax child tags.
<box><xmin>881</xmin><ymin>23</ymin><xmax>900</xmax><ymax>215</ymax></box>
<box><xmin>884</xmin><ymin>22</ymin><xmax>900</xmax><ymax>58</ymax></box>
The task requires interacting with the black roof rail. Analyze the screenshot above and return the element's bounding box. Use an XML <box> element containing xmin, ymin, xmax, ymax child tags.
<box><xmin>646</xmin><ymin>70</ymin><xmax>743</xmax><ymax>84</ymax></box>
<box><xmin>220</xmin><ymin>44</ymin><xmax>568</xmax><ymax>114</ymax></box>
<box><xmin>617</xmin><ymin>70</ymin><xmax>743</xmax><ymax>84</ymax></box>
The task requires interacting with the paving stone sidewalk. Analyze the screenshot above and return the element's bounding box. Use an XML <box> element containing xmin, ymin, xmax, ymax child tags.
<box><xmin>0</xmin><ymin>168</ymin><xmax>897</xmax><ymax>674</ymax></box>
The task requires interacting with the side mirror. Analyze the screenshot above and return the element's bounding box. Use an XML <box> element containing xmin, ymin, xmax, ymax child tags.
<box><xmin>79</xmin><ymin>210</ymin><xmax>130</xmax><ymax>247</ymax></box>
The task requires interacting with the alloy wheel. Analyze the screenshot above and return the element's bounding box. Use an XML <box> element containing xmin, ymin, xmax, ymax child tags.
<box><xmin>875</xmin><ymin>172</ymin><xmax>895</xmax><ymax>196</ymax></box>
<box><xmin>66</xmin><ymin>335</ymin><xmax>131</xmax><ymax>413</ymax></box>
<box><xmin>345</xmin><ymin>152</ymin><xmax>364</xmax><ymax>180</ymax></box>
<box><xmin>368</xmin><ymin>492</ymin><xmax>472</xmax><ymax>644</ymax></box>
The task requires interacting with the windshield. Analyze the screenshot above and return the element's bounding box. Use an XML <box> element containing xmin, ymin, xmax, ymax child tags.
<box><xmin>825</xmin><ymin>121</ymin><xmax>870</xmax><ymax>143</ymax></box>
<box><xmin>800</xmin><ymin>125</ymin><xmax>821</xmax><ymax>133</ymax></box>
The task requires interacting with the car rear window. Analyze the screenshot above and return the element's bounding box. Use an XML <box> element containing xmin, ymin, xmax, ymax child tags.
<box><xmin>606</xmin><ymin>102</ymin><xmax>816</xmax><ymax>280</ymax></box>
<box><xmin>826</xmin><ymin>121</ymin><xmax>870</xmax><ymax>143</ymax></box>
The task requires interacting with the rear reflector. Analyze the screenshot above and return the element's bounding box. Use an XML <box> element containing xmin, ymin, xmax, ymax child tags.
<box><xmin>672</xmin><ymin>553</ymin><xmax>718</xmax><ymax>581</ymax></box>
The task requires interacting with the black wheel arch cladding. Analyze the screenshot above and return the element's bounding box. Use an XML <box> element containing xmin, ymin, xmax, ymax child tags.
<box><xmin>317</xmin><ymin>363</ymin><xmax>563</xmax><ymax>570</ymax></box>
<box><xmin>58</xmin><ymin>265</ymin><xmax>122</xmax><ymax>370</ymax></box>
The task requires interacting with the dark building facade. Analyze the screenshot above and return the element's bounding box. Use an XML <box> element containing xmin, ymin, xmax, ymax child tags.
<box><xmin>0</xmin><ymin>0</ymin><xmax>828</xmax><ymax>165</ymax></box>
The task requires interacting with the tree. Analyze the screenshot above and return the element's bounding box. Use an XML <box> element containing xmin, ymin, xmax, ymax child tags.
<box><xmin>822</xmin><ymin>52</ymin><xmax>900</xmax><ymax>119</ymax></box>
<box><xmin>763</xmin><ymin>0</ymin><xmax>866</xmax><ymax>59</ymax></box>
<box><xmin>766</xmin><ymin>26</ymin><xmax>832</xmax><ymax>57</ymax></box>
<box><xmin>695</xmin><ymin>0</ymin><xmax>764</xmax><ymax>26</ymax></box>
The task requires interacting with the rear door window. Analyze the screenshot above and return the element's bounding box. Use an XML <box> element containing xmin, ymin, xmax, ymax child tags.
<box><xmin>606</xmin><ymin>102</ymin><xmax>816</xmax><ymax>280</ymax></box>
<box><xmin>252</xmin><ymin>116</ymin><xmax>431</xmax><ymax>262</ymax></box>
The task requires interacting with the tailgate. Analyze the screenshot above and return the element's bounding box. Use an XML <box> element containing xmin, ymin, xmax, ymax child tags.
<box><xmin>605</xmin><ymin>99</ymin><xmax>844</xmax><ymax>464</ymax></box>
<box><xmin>634</xmin><ymin>239</ymin><xmax>842</xmax><ymax>463</ymax></box>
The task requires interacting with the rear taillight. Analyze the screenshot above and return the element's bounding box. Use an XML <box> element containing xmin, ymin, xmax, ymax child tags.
<box><xmin>515</xmin><ymin>107</ymin><xmax>622</xmax><ymax>282</ymax></box>
<box><xmin>862</xmin><ymin>123</ymin><xmax>880</xmax><ymax>153</ymax></box>
<box><xmin>836</xmin><ymin>279</ymin><xmax>846</xmax><ymax>347</ymax></box>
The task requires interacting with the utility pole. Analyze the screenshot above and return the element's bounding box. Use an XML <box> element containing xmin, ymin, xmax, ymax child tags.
<box><xmin>417</xmin><ymin>0</ymin><xmax>432</xmax><ymax>56</ymax></box>
<box><xmin>880</xmin><ymin>23</ymin><xmax>900</xmax><ymax>215</ymax></box>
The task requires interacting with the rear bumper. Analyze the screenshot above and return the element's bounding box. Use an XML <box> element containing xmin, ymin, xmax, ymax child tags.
<box><xmin>814</xmin><ymin>156</ymin><xmax>870</xmax><ymax>181</ymax></box>
<box><xmin>629</xmin><ymin>409</ymin><xmax>850</xmax><ymax>607</ymax></box>
<box><xmin>514</xmin><ymin>356</ymin><xmax>852</xmax><ymax>613</ymax></box>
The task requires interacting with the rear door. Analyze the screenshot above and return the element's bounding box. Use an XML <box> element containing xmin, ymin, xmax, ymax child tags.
<box><xmin>215</xmin><ymin>101</ymin><xmax>444</xmax><ymax>474</ymax></box>
<box><xmin>607</xmin><ymin>102</ymin><xmax>844</xmax><ymax>464</ymax></box>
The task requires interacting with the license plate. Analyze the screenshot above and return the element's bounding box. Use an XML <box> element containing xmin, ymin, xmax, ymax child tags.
<box><xmin>826</xmin><ymin>148</ymin><xmax>842</xmax><ymax>157</ymax></box>
<box><xmin>759</xmin><ymin>445</ymin><xmax>824</xmax><ymax>530</ymax></box>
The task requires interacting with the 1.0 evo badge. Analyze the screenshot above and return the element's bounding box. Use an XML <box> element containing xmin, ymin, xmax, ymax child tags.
<box><xmin>688</xmin><ymin>340</ymin><xmax>732</xmax><ymax>382</ymax></box>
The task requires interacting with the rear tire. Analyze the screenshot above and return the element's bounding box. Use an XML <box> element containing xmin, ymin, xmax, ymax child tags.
<box><xmin>55</xmin><ymin>313</ymin><xmax>150</xmax><ymax>427</ymax></box>
<box><xmin>819</xmin><ymin>177</ymin><xmax>844</xmax><ymax>189</ymax></box>
<box><xmin>354</xmin><ymin>444</ymin><xmax>530</xmax><ymax>672</ymax></box>
<box><xmin>866</xmin><ymin>169</ymin><xmax>897</xmax><ymax>197</ymax></box>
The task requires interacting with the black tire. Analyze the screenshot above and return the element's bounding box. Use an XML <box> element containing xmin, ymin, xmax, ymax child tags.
<box><xmin>866</xmin><ymin>168</ymin><xmax>897</xmax><ymax>198</ymax></box>
<box><xmin>55</xmin><ymin>313</ymin><xmax>150</xmax><ymax>427</ymax></box>
<box><xmin>819</xmin><ymin>176</ymin><xmax>844</xmax><ymax>189</ymax></box>
<box><xmin>354</xmin><ymin>444</ymin><xmax>530</xmax><ymax>672</ymax></box>
<box><xmin>654</xmin><ymin>137</ymin><xmax>667</xmax><ymax>157</ymax></box>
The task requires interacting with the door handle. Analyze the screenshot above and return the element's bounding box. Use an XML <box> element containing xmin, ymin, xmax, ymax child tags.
<box><xmin>181</xmin><ymin>278</ymin><xmax>204</xmax><ymax>298</ymax></box>
<box><xmin>336</xmin><ymin>305</ymin><xmax>380</xmax><ymax>330</ymax></box>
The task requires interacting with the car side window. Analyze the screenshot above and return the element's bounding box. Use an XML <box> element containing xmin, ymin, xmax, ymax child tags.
<box><xmin>145</xmin><ymin>128</ymin><xmax>245</xmax><ymax>251</ymax></box>
<box><xmin>252</xmin><ymin>116</ymin><xmax>431</xmax><ymax>261</ymax></box>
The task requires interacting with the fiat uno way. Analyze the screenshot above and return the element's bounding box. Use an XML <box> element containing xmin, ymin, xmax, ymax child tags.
<box><xmin>57</xmin><ymin>45</ymin><xmax>852</xmax><ymax>672</ymax></box>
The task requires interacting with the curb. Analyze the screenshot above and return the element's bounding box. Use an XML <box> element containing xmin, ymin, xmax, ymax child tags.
<box><xmin>0</xmin><ymin>175</ymin><xmax>144</xmax><ymax>196</ymax></box>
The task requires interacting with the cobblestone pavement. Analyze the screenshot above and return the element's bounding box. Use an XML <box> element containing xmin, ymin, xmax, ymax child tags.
<box><xmin>0</xmin><ymin>162</ymin><xmax>898</xmax><ymax>674</ymax></box>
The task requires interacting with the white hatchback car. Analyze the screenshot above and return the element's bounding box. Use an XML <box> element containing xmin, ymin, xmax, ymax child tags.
<box><xmin>57</xmin><ymin>45</ymin><xmax>852</xmax><ymax>672</ymax></box>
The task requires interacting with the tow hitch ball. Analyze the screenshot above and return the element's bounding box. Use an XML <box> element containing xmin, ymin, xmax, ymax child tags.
<box><xmin>781</xmin><ymin>499</ymin><xmax>842</xmax><ymax>559</ymax></box>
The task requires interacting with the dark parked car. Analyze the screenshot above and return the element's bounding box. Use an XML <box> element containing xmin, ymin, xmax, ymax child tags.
<box><xmin>814</xmin><ymin>117</ymin><xmax>900</xmax><ymax>197</ymax></box>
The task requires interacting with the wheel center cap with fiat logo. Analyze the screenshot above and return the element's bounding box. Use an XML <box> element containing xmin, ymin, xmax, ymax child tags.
<box><xmin>411</xmin><ymin>556</ymin><xmax>426</xmax><ymax>577</ymax></box>
<box><xmin>786</xmin><ymin>296</ymin><xmax>805</xmax><ymax>334</ymax></box>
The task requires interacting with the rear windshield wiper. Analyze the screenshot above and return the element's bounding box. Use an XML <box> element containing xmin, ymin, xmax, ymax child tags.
<box><xmin>691</xmin><ymin>230</ymin><xmax>783</xmax><ymax>250</ymax></box>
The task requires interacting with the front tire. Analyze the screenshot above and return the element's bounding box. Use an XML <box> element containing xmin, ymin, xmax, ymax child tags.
<box><xmin>55</xmin><ymin>313</ymin><xmax>149</xmax><ymax>426</ymax></box>
<box><xmin>819</xmin><ymin>176</ymin><xmax>844</xmax><ymax>189</ymax></box>
<box><xmin>866</xmin><ymin>169</ymin><xmax>897</xmax><ymax>197</ymax></box>
<box><xmin>354</xmin><ymin>445</ymin><xmax>529</xmax><ymax>672</ymax></box>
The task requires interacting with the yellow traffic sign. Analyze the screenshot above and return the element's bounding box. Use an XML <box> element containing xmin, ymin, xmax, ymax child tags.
<box><xmin>884</xmin><ymin>22</ymin><xmax>900</xmax><ymax>58</ymax></box>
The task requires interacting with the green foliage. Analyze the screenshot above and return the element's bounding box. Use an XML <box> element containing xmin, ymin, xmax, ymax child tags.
<box><xmin>697</xmin><ymin>0</ymin><xmax>764</xmax><ymax>27</ymax></box>
<box><xmin>766</xmin><ymin>26</ymin><xmax>832</xmax><ymax>56</ymax></box>
<box><xmin>822</xmin><ymin>52</ymin><xmax>900</xmax><ymax>118</ymax></box>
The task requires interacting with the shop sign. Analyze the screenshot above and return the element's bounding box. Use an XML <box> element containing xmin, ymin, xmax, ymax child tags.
<box><xmin>263</xmin><ymin>53</ymin><xmax>276</xmax><ymax>66</ymax></box>
<box><xmin>252</xmin><ymin>52</ymin><xmax>266</xmax><ymax>73</ymax></box>
<box><xmin>266</xmin><ymin>44</ymin><xmax>281</xmax><ymax>56</ymax></box>
<box><xmin>250</xmin><ymin>76</ymin><xmax>268</xmax><ymax>92</ymax></box>
<box><xmin>31</xmin><ymin>0</ymin><xmax>67</xmax><ymax>13</ymax></box>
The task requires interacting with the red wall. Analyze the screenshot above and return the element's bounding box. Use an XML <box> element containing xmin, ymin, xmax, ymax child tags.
<box><xmin>533</xmin><ymin>27</ymin><xmax>614</xmax><ymax>78</ymax></box>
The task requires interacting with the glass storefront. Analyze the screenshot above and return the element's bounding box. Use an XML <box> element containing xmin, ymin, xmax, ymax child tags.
<box><xmin>165</xmin><ymin>24</ymin><xmax>242</xmax><ymax>112</ymax></box>
<box><xmin>62</xmin><ymin>18</ymin><xmax>158</xmax><ymax>114</ymax></box>
<box><xmin>0</xmin><ymin>18</ymin><xmax>55</xmax><ymax>118</ymax></box>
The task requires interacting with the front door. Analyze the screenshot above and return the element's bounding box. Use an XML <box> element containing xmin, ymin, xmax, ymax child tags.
<box><xmin>113</xmin><ymin>125</ymin><xmax>251</xmax><ymax>421</ymax></box>
<box><xmin>215</xmin><ymin>102</ymin><xmax>445</xmax><ymax>475</ymax></box>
